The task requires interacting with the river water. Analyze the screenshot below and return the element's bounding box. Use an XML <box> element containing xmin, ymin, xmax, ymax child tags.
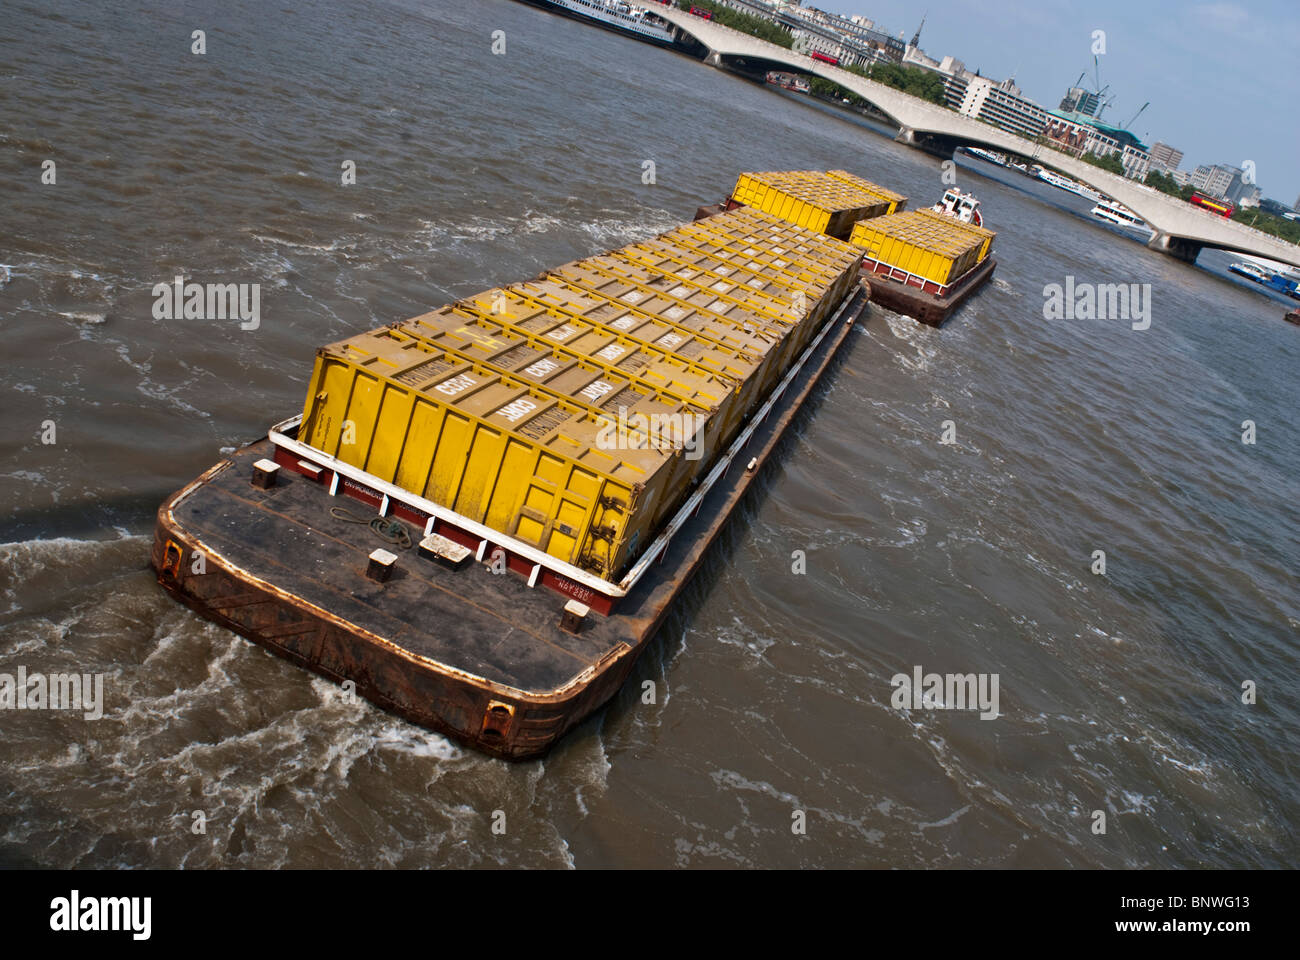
<box><xmin>2</xmin><ymin>0</ymin><xmax>1297</xmax><ymax>869</ymax></box>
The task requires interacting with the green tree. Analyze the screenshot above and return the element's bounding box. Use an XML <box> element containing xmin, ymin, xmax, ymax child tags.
<box><xmin>686</xmin><ymin>1</ymin><xmax>794</xmax><ymax>48</ymax></box>
<box><xmin>850</xmin><ymin>62</ymin><xmax>947</xmax><ymax>106</ymax></box>
<box><xmin>1228</xmin><ymin>206</ymin><xmax>1300</xmax><ymax>244</ymax></box>
<box><xmin>1079</xmin><ymin>151</ymin><xmax>1126</xmax><ymax>175</ymax></box>
<box><xmin>1144</xmin><ymin>170</ymin><xmax>1182</xmax><ymax>196</ymax></box>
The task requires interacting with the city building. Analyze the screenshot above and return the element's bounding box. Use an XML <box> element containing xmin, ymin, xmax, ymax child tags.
<box><xmin>1044</xmin><ymin>110</ymin><xmax>1120</xmax><ymax>156</ymax></box>
<box><xmin>705</xmin><ymin>1</ymin><xmax>1171</xmax><ymax>187</ymax></box>
<box><xmin>1187</xmin><ymin>164</ymin><xmax>1259</xmax><ymax>207</ymax></box>
<box><xmin>1148</xmin><ymin>142</ymin><xmax>1184</xmax><ymax>175</ymax></box>
<box><xmin>1170</xmin><ymin>169</ymin><xmax>1192</xmax><ymax>187</ymax></box>
<box><xmin>945</xmin><ymin>75</ymin><xmax>1048</xmax><ymax>139</ymax></box>
<box><xmin>1191</xmin><ymin>164</ymin><xmax>1240</xmax><ymax>199</ymax></box>
<box><xmin>1059</xmin><ymin>86</ymin><xmax>1103</xmax><ymax>117</ymax></box>
<box><xmin>1042</xmin><ymin>109</ymin><xmax>1151</xmax><ymax>180</ymax></box>
<box><xmin>793</xmin><ymin>28</ymin><xmax>870</xmax><ymax>67</ymax></box>
<box><xmin>763</xmin><ymin>2</ymin><xmax>906</xmax><ymax>64</ymax></box>
<box><xmin>1226</xmin><ymin>177</ymin><xmax>1261</xmax><ymax>208</ymax></box>
<box><xmin>1120</xmin><ymin>144</ymin><xmax>1151</xmax><ymax>181</ymax></box>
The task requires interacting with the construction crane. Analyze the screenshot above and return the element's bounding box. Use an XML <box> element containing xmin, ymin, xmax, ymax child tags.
<box><xmin>1124</xmin><ymin>102</ymin><xmax>1150</xmax><ymax>129</ymax></box>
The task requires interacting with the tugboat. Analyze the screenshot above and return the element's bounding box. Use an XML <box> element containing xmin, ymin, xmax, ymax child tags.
<box><xmin>930</xmin><ymin>187</ymin><xmax>985</xmax><ymax>227</ymax></box>
<box><xmin>851</xmin><ymin>188</ymin><xmax>998</xmax><ymax>326</ymax></box>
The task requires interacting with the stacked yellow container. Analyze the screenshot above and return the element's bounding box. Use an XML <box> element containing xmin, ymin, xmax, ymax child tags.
<box><xmin>848</xmin><ymin>211</ymin><xmax>985</xmax><ymax>287</ymax></box>
<box><xmin>915</xmin><ymin>208</ymin><xmax>996</xmax><ymax>262</ymax></box>
<box><xmin>298</xmin><ymin>202</ymin><xmax>864</xmax><ymax>582</ymax></box>
<box><xmin>731</xmin><ymin>170</ymin><xmax>902</xmax><ymax>238</ymax></box>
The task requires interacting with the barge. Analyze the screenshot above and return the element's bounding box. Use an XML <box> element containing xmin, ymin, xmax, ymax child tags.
<box><xmin>708</xmin><ymin>176</ymin><xmax>997</xmax><ymax>327</ymax></box>
<box><xmin>153</xmin><ymin>181</ymin><xmax>873</xmax><ymax>760</ymax></box>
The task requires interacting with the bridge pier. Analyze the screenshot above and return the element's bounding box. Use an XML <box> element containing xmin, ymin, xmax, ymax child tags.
<box><xmin>1147</xmin><ymin>232</ymin><xmax>1204</xmax><ymax>264</ymax></box>
<box><xmin>704</xmin><ymin>50</ymin><xmax>722</xmax><ymax>67</ymax></box>
<box><xmin>892</xmin><ymin>127</ymin><xmax>959</xmax><ymax>160</ymax></box>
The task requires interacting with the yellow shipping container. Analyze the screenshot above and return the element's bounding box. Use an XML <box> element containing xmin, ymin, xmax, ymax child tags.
<box><xmin>564</xmin><ymin>253</ymin><xmax>805</xmax><ymax>342</ymax></box>
<box><xmin>299</xmin><ymin>327</ymin><xmax>710</xmax><ymax>579</ymax></box>
<box><xmin>446</xmin><ymin>283</ymin><xmax>762</xmax><ymax>460</ymax></box>
<box><xmin>825</xmin><ymin>169</ymin><xmax>909</xmax><ymax>214</ymax></box>
<box><xmin>544</xmin><ymin>256</ymin><xmax>789</xmax><ymax>351</ymax></box>
<box><xmin>915</xmin><ymin>207</ymin><xmax>996</xmax><ymax>261</ymax></box>
<box><xmin>397</xmin><ymin>311</ymin><xmax>704</xmax><ymax>422</ymax></box>
<box><xmin>617</xmin><ymin>236</ymin><xmax>857</xmax><ymax>357</ymax></box>
<box><xmin>655</xmin><ymin>228</ymin><xmax>852</xmax><ymax>307</ymax></box>
<box><xmin>295</xmin><ymin>202</ymin><xmax>867</xmax><ymax>585</ymax></box>
<box><xmin>634</xmin><ymin>207</ymin><xmax>863</xmax><ymax>345</ymax></box>
<box><xmin>547</xmin><ymin>256</ymin><xmax>806</xmax><ymax>400</ymax></box>
<box><xmin>456</xmin><ymin>281</ymin><xmax>752</xmax><ymax>382</ymax></box>
<box><xmin>696</xmin><ymin>208</ymin><xmax>863</xmax><ymax>269</ymax></box>
<box><xmin>386</xmin><ymin>317</ymin><xmax>714</xmax><ymax>523</ymax></box>
<box><xmin>397</xmin><ymin>301</ymin><xmax>751</xmax><ymax>478</ymax></box>
<box><xmin>732</xmin><ymin>171</ymin><xmax>894</xmax><ymax>238</ymax></box>
<box><xmin>849</xmin><ymin>212</ymin><xmax>984</xmax><ymax>286</ymax></box>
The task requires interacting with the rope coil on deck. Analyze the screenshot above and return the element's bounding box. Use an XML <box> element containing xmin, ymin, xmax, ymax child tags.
<box><xmin>329</xmin><ymin>506</ymin><xmax>413</xmax><ymax>550</ymax></box>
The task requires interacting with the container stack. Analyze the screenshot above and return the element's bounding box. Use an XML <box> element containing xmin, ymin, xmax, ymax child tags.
<box><xmin>849</xmin><ymin>211</ymin><xmax>991</xmax><ymax>288</ymax></box>
<box><xmin>298</xmin><ymin>201</ymin><xmax>864</xmax><ymax>581</ymax></box>
<box><xmin>825</xmin><ymin>170</ymin><xmax>908</xmax><ymax>214</ymax></box>
<box><xmin>914</xmin><ymin>207</ymin><xmax>996</xmax><ymax>261</ymax></box>
<box><xmin>730</xmin><ymin>170</ymin><xmax>907</xmax><ymax>238</ymax></box>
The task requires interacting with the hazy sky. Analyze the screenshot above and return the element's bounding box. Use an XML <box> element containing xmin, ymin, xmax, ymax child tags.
<box><xmin>834</xmin><ymin>0</ymin><xmax>1300</xmax><ymax>203</ymax></box>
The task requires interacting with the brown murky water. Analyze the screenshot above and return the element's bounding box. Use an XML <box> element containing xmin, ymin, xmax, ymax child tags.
<box><xmin>2</xmin><ymin>0</ymin><xmax>1297</xmax><ymax>868</ymax></box>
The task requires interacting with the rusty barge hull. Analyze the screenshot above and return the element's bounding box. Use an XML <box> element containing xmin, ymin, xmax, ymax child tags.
<box><xmin>863</xmin><ymin>255</ymin><xmax>996</xmax><ymax>327</ymax></box>
<box><xmin>152</xmin><ymin>286</ymin><xmax>870</xmax><ymax>761</ymax></box>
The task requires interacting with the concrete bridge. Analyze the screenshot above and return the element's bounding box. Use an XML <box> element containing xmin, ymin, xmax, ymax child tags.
<box><xmin>655</xmin><ymin>5</ymin><xmax>1300</xmax><ymax>270</ymax></box>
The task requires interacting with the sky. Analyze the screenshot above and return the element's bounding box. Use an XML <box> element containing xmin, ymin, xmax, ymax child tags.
<box><xmin>833</xmin><ymin>0</ymin><xmax>1300</xmax><ymax>203</ymax></box>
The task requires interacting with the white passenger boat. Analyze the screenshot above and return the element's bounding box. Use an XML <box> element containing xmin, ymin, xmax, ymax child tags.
<box><xmin>1089</xmin><ymin>200</ymin><xmax>1152</xmax><ymax>236</ymax></box>
<box><xmin>521</xmin><ymin>0</ymin><xmax>676</xmax><ymax>46</ymax></box>
<box><xmin>1037</xmin><ymin>168</ymin><xmax>1106</xmax><ymax>204</ymax></box>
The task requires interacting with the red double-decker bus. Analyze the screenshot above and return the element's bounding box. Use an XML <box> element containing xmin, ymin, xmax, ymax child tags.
<box><xmin>810</xmin><ymin>51</ymin><xmax>839</xmax><ymax>65</ymax></box>
<box><xmin>1190</xmin><ymin>192</ymin><xmax>1235</xmax><ymax>218</ymax></box>
<box><xmin>688</xmin><ymin>5</ymin><xmax>713</xmax><ymax>18</ymax></box>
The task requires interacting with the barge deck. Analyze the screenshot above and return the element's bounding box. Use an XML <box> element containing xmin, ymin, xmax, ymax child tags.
<box><xmin>152</xmin><ymin>285</ymin><xmax>870</xmax><ymax>760</ymax></box>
